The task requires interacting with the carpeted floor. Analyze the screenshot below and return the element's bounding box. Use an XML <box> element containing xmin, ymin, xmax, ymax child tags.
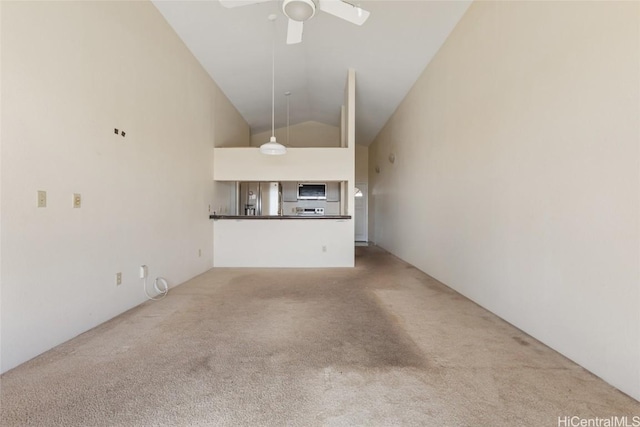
<box><xmin>1</xmin><ymin>246</ymin><xmax>638</xmax><ymax>426</ymax></box>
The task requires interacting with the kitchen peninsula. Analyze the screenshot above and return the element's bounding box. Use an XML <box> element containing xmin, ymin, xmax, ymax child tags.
<box><xmin>211</xmin><ymin>212</ymin><xmax>354</xmax><ymax>267</ymax></box>
<box><xmin>210</xmin><ymin>214</ymin><xmax>351</xmax><ymax>220</ymax></box>
<box><xmin>212</xmin><ymin>147</ymin><xmax>356</xmax><ymax>268</ymax></box>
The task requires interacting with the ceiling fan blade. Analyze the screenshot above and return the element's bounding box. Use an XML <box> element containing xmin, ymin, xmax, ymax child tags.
<box><xmin>219</xmin><ymin>0</ymin><xmax>271</xmax><ymax>8</ymax></box>
<box><xmin>318</xmin><ymin>0</ymin><xmax>370</xmax><ymax>25</ymax></box>
<box><xmin>287</xmin><ymin>19</ymin><xmax>303</xmax><ymax>44</ymax></box>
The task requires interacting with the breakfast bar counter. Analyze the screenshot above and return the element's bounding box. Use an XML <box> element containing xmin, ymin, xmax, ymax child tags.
<box><xmin>210</xmin><ymin>215</ymin><xmax>351</xmax><ymax>220</ymax></box>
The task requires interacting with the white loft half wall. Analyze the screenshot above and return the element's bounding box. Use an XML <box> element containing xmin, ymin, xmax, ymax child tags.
<box><xmin>213</xmin><ymin>147</ymin><xmax>353</xmax><ymax>182</ymax></box>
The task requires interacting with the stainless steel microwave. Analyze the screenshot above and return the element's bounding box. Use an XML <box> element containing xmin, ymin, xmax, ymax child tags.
<box><xmin>297</xmin><ymin>183</ymin><xmax>326</xmax><ymax>200</ymax></box>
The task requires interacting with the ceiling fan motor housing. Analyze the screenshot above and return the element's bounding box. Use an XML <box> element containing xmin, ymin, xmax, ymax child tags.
<box><xmin>283</xmin><ymin>0</ymin><xmax>316</xmax><ymax>22</ymax></box>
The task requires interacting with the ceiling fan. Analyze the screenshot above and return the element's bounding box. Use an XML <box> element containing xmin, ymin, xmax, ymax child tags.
<box><xmin>219</xmin><ymin>0</ymin><xmax>370</xmax><ymax>44</ymax></box>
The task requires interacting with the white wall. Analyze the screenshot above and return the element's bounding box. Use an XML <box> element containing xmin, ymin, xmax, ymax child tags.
<box><xmin>213</xmin><ymin>219</ymin><xmax>353</xmax><ymax>267</ymax></box>
<box><xmin>251</xmin><ymin>121</ymin><xmax>339</xmax><ymax>148</ymax></box>
<box><xmin>0</xmin><ymin>1</ymin><xmax>249</xmax><ymax>372</ymax></box>
<box><xmin>369</xmin><ymin>1</ymin><xmax>639</xmax><ymax>400</ymax></box>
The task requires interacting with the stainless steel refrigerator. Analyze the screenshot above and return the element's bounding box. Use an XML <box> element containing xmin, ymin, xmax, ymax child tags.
<box><xmin>239</xmin><ymin>182</ymin><xmax>282</xmax><ymax>216</ymax></box>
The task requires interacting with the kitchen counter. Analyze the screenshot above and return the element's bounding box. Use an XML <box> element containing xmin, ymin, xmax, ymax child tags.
<box><xmin>210</xmin><ymin>215</ymin><xmax>352</xmax><ymax>220</ymax></box>
<box><xmin>212</xmin><ymin>214</ymin><xmax>354</xmax><ymax>267</ymax></box>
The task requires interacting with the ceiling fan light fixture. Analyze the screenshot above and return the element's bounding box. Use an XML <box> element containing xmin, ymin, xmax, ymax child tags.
<box><xmin>283</xmin><ymin>0</ymin><xmax>316</xmax><ymax>22</ymax></box>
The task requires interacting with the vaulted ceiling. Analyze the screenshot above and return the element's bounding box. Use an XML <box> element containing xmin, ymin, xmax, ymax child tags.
<box><xmin>152</xmin><ymin>0</ymin><xmax>471</xmax><ymax>145</ymax></box>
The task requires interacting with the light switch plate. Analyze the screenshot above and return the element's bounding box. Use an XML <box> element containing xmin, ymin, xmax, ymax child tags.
<box><xmin>37</xmin><ymin>190</ymin><xmax>47</xmax><ymax>208</ymax></box>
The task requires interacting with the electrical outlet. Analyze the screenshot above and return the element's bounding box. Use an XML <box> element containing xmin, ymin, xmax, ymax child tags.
<box><xmin>37</xmin><ymin>190</ymin><xmax>47</xmax><ymax>208</ymax></box>
<box><xmin>322</xmin><ymin>245</ymin><xmax>327</xmax><ymax>253</ymax></box>
<box><xmin>73</xmin><ymin>193</ymin><xmax>81</xmax><ymax>208</ymax></box>
<box><xmin>198</xmin><ymin>249</ymin><xmax>202</xmax><ymax>257</ymax></box>
<box><xmin>116</xmin><ymin>272</ymin><xmax>122</xmax><ymax>286</ymax></box>
<box><xmin>139</xmin><ymin>265</ymin><xmax>147</xmax><ymax>279</ymax></box>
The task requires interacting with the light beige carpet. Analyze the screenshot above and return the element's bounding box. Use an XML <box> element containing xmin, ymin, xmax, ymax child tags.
<box><xmin>1</xmin><ymin>246</ymin><xmax>638</xmax><ymax>426</ymax></box>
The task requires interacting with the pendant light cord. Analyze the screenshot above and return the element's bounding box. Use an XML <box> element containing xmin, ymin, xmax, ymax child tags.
<box><xmin>271</xmin><ymin>19</ymin><xmax>275</xmax><ymax>140</ymax></box>
<box><xmin>286</xmin><ymin>92</ymin><xmax>290</xmax><ymax>146</ymax></box>
<box><xmin>260</xmin><ymin>14</ymin><xmax>285</xmax><ymax>155</ymax></box>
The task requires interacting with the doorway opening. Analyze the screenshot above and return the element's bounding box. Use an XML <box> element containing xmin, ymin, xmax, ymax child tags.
<box><xmin>354</xmin><ymin>183</ymin><xmax>368</xmax><ymax>243</ymax></box>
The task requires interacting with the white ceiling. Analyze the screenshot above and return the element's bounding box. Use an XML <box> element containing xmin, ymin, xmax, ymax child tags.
<box><xmin>152</xmin><ymin>0</ymin><xmax>471</xmax><ymax>145</ymax></box>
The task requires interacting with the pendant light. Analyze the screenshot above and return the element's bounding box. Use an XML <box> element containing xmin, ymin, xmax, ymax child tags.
<box><xmin>260</xmin><ymin>14</ymin><xmax>287</xmax><ymax>156</ymax></box>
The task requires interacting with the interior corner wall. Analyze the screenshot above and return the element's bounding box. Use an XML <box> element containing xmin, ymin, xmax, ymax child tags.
<box><xmin>214</xmin><ymin>84</ymin><xmax>250</xmax><ymax>148</ymax></box>
<box><xmin>0</xmin><ymin>0</ymin><xmax>248</xmax><ymax>373</ymax></box>
<box><xmin>369</xmin><ymin>1</ymin><xmax>640</xmax><ymax>400</ymax></box>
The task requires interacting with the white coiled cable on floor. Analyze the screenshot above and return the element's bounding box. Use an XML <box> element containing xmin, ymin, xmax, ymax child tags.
<box><xmin>143</xmin><ymin>276</ymin><xmax>169</xmax><ymax>301</ymax></box>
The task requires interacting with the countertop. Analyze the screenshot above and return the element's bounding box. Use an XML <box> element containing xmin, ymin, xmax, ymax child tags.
<box><xmin>210</xmin><ymin>214</ymin><xmax>352</xmax><ymax>220</ymax></box>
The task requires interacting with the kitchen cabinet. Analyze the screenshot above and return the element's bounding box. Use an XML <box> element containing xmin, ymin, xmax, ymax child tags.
<box><xmin>239</xmin><ymin>181</ymin><xmax>340</xmax><ymax>207</ymax></box>
<box><xmin>282</xmin><ymin>181</ymin><xmax>298</xmax><ymax>202</ymax></box>
<box><xmin>326</xmin><ymin>182</ymin><xmax>340</xmax><ymax>202</ymax></box>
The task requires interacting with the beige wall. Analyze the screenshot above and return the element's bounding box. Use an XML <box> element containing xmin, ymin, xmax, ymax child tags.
<box><xmin>369</xmin><ymin>1</ymin><xmax>639</xmax><ymax>400</ymax></box>
<box><xmin>0</xmin><ymin>0</ymin><xmax>249</xmax><ymax>372</ymax></box>
<box><xmin>251</xmin><ymin>121</ymin><xmax>340</xmax><ymax>148</ymax></box>
<box><xmin>355</xmin><ymin>144</ymin><xmax>368</xmax><ymax>184</ymax></box>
